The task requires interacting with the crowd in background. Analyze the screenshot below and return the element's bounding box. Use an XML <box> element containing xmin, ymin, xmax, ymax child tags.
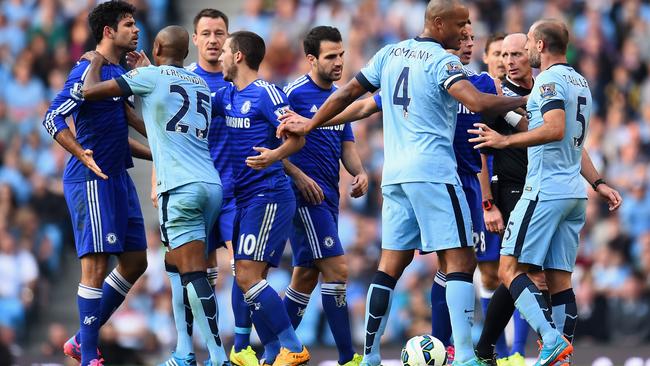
<box><xmin>1</xmin><ymin>0</ymin><xmax>650</xmax><ymax>363</ymax></box>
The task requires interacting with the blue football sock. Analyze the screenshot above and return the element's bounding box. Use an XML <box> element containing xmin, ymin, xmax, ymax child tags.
<box><xmin>322</xmin><ymin>282</ymin><xmax>355</xmax><ymax>364</ymax></box>
<box><xmin>232</xmin><ymin>279</ymin><xmax>253</xmax><ymax>352</ymax></box>
<box><xmin>363</xmin><ymin>271</ymin><xmax>397</xmax><ymax>366</ymax></box>
<box><xmin>446</xmin><ymin>272</ymin><xmax>476</xmax><ymax>363</ymax></box>
<box><xmin>480</xmin><ymin>289</ymin><xmax>508</xmax><ymax>358</ymax></box>
<box><xmin>551</xmin><ymin>288</ymin><xmax>577</xmax><ymax>344</ymax></box>
<box><xmin>509</xmin><ymin>274</ymin><xmax>558</xmax><ymax>345</ymax></box>
<box><xmin>511</xmin><ymin>309</ymin><xmax>529</xmax><ymax>356</ymax></box>
<box><xmin>283</xmin><ymin>287</ymin><xmax>311</xmax><ymax>329</ymax></box>
<box><xmin>251</xmin><ymin>309</ymin><xmax>280</xmax><ymax>363</ymax></box>
<box><xmin>74</xmin><ymin>268</ymin><xmax>132</xmax><ymax>346</ymax></box>
<box><xmin>431</xmin><ymin>271</ymin><xmax>452</xmax><ymax>347</ymax></box>
<box><xmin>166</xmin><ymin>264</ymin><xmax>193</xmax><ymax>358</ymax></box>
<box><xmin>182</xmin><ymin>271</ymin><xmax>228</xmax><ymax>364</ymax></box>
<box><xmin>77</xmin><ymin>284</ymin><xmax>102</xmax><ymax>366</ymax></box>
<box><xmin>245</xmin><ymin>280</ymin><xmax>302</xmax><ymax>352</ymax></box>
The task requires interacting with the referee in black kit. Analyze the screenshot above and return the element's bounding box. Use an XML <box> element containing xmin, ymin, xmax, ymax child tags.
<box><xmin>475</xmin><ymin>32</ymin><xmax>546</xmax><ymax>363</ymax></box>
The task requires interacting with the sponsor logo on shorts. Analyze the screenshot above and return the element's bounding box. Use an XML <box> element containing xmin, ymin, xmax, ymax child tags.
<box><xmin>324</xmin><ymin>236</ymin><xmax>334</xmax><ymax>248</ymax></box>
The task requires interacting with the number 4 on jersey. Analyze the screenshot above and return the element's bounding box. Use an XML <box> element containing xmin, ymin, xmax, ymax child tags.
<box><xmin>393</xmin><ymin>67</ymin><xmax>411</xmax><ymax>118</ymax></box>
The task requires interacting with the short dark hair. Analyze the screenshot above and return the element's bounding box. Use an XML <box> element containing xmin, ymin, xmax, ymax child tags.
<box><xmin>303</xmin><ymin>26</ymin><xmax>342</xmax><ymax>57</ymax></box>
<box><xmin>533</xmin><ymin>20</ymin><xmax>569</xmax><ymax>55</ymax></box>
<box><xmin>228</xmin><ymin>31</ymin><xmax>265</xmax><ymax>71</ymax></box>
<box><xmin>484</xmin><ymin>32</ymin><xmax>506</xmax><ymax>54</ymax></box>
<box><xmin>193</xmin><ymin>8</ymin><xmax>229</xmax><ymax>33</ymax></box>
<box><xmin>88</xmin><ymin>1</ymin><xmax>136</xmax><ymax>44</ymax></box>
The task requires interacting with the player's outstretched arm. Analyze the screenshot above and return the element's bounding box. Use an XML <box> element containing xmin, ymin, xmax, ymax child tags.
<box><xmin>469</xmin><ymin>109</ymin><xmax>565</xmax><ymax>149</ymax></box>
<box><xmin>277</xmin><ymin>79</ymin><xmax>368</xmax><ymax>137</ymax></box>
<box><xmin>341</xmin><ymin>141</ymin><xmax>368</xmax><ymax>198</ymax></box>
<box><xmin>449</xmin><ymin>79</ymin><xmax>526</xmax><ymax>115</ymax></box>
<box><xmin>580</xmin><ymin>148</ymin><xmax>622</xmax><ymax>211</ymax></box>
<box><xmin>81</xmin><ymin>51</ymin><xmax>125</xmax><ymax>101</ymax></box>
<box><xmin>128</xmin><ymin>137</ymin><xmax>152</xmax><ymax>161</ymax></box>
<box><xmin>282</xmin><ymin>159</ymin><xmax>324</xmax><ymax>205</ymax></box>
<box><xmin>322</xmin><ymin>96</ymin><xmax>381</xmax><ymax>127</ymax></box>
<box><xmin>246</xmin><ymin>134</ymin><xmax>306</xmax><ymax>170</ymax></box>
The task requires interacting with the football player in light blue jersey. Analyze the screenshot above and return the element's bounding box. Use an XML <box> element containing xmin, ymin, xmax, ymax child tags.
<box><xmin>469</xmin><ymin>19</ymin><xmax>622</xmax><ymax>366</ymax></box>
<box><xmin>278</xmin><ymin>2</ymin><xmax>526</xmax><ymax>365</ymax></box>
<box><xmin>81</xmin><ymin>26</ymin><xmax>230</xmax><ymax>366</ymax></box>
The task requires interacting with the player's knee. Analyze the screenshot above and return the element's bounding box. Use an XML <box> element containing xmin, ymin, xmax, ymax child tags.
<box><xmin>319</xmin><ymin>257</ymin><xmax>348</xmax><ymax>283</ymax></box>
<box><xmin>528</xmin><ymin>269</ymin><xmax>547</xmax><ymax>291</ymax></box>
<box><xmin>80</xmin><ymin>256</ymin><xmax>109</xmax><ymax>288</ymax></box>
<box><xmin>481</xmin><ymin>272</ymin><xmax>500</xmax><ymax>290</ymax></box>
<box><xmin>291</xmin><ymin>268</ymin><xmax>319</xmax><ymax>293</ymax></box>
<box><xmin>498</xmin><ymin>259</ymin><xmax>518</xmax><ymax>286</ymax></box>
<box><xmin>443</xmin><ymin>247</ymin><xmax>477</xmax><ymax>274</ymax></box>
<box><xmin>235</xmin><ymin>262</ymin><xmax>264</xmax><ymax>292</ymax></box>
<box><xmin>378</xmin><ymin>250</ymin><xmax>414</xmax><ymax>278</ymax></box>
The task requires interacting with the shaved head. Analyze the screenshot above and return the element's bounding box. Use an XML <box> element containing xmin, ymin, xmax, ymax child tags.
<box><xmin>425</xmin><ymin>0</ymin><xmax>463</xmax><ymax>23</ymax></box>
<box><xmin>502</xmin><ymin>33</ymin><xmax>526</xmax><ymax>49</ymax></box>
<box><xmin>155</xmin><ymin>25</ymin><xmax>190</xmax><ymax>60</ymax></box>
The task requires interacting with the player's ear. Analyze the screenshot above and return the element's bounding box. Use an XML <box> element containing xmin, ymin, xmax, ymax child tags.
<box><xmin>184</xmin><ymin>48</ymin><xmax>189</xmax><ymax>60</ymax></box>
<box><xmin>306</xmin><ymin>54</ymin><xmax>316</xmax><ymax>66</ymax></box>
<box><xmin>103</xmin><ymin>25</ymin><xmax>115</xmax><ymax>40</ymax></box>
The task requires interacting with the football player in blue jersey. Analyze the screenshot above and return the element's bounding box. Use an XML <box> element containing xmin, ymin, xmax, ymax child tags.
<box><xmin>81</xmin><ymin>25</ymin><xmax>232</xmax><ymax>366</ymax></box>
<box><xmin>213</xmin><ymin>31</ymin><xmax>310</xmax><ymax>366</ymax></box>
<box><xmin>278</xmin><ymin>2</ymin><xmax>527</xmax><ymax>365</ymax></box>
<box><xmin>42</xmin><ymin>2</ymin><xmax>150</xmax><ymax>365</ymax></box>
<box><xmin>469</xmin><ymin>19</ymin><xmax>622</xmax><ymax>366</ymax></box>
<box><xmin>280</xmin><ymin>26</ymin><xmax>366</xmax><ymax>366</ymax></box>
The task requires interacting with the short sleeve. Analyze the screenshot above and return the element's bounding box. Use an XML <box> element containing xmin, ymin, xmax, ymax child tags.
<box><xmin>211</xmin><ymin>86</ymin><xmax>227</xmax><ymax>118</ymax></box>
<box><xmin>342</xmin><ymin>123</ymin><xmax>355</xmax><ymax>142</ymax></box>
<box><xmin>356</xmin><ymin>45</ymin><xmax>391</xmax><ymax>93</ymax></box>
<box><xmin>536</xmin><ymin>72</ymin><xmax>567</xmax><ymax>115</ymax></box>
<box><xmin>436</xmin><ymin>53</ymin><xmax>466</xmax><ymax>90</ymax></box>
<box><xmin>116</xmin><ymin>66</ymin><xmax>158</xmax><ymax>97</ymax></box>
<box><xmin>373</xmin><ymin>94</ymin><xmax>382</xmax><ymax>111</ymax></box>
<box><xmin>258</xmin><ymin>83</ymin><xmax>290</xmax><ymax>127</ymax></box>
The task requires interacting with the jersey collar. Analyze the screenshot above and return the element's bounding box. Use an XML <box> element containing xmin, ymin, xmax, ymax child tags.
<box><xmin>306</xmin><ymin>74</ymin><xmax>335</xmax><ymax>92</ymax></box>
<box><xmin>546</xmin><ymin>62</ymin><xmax>571</xmax><ymax>71</ymax></box>
<box><xmin>414</xmin><ymin>36</ymin><xmax>443</xmax><ymax>46</ymax></box>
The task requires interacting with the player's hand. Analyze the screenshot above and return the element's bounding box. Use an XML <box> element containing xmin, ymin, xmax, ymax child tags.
<box><xmin>596</xmin><ymin>184</ymin><xmax>623</xmax><ymax>211</ymax></box>
<box><xmin>79</xmin><ymin>149</ymin><xmax>108</xmax><ymax>179</ymax></box>
<box><xmin>276</xmin><ymin>110</ymin><xmax>311</xmax><ymax>138</ymax></box>
<box><xmin>351</xmin><ymin>172</ymin><xmax>369</xmax><ymax>198</ymax></box>
<box><xmin>126</xmin><ymin>50</ymin><xmax>151</xmax><ymax>69</ymax></box>
<box><xmin>293</xmin><ymin>171</ymin><xmax>324</xmax><ymax>205</ymax></box>
<box><xmin>468</xmin><ymin>123</ymin><xmax>509</xmax><ymax>149</ymax></box>
<box><xmin>484</xmin><ymin>205</ymin><xmax>505</xmax><ymax>234</ymax></box>
<box><xmin>80</xmin><ymin>51</ymin><xmax>107</xmax><ymax>64</ymax></box>
<box><xmin>246</xmin><ymin>147</ymin><xmax>279</xmax><ymax>170</ymax></box>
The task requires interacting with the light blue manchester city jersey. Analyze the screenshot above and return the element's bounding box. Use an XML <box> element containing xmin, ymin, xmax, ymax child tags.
<box><xmin>356</xmin><ymin>37</ymin><xmax>467</xmax><ymax>186</ymax></box>
<box><xmin>523</xmin><ymin>63</ymin><xmax>591</xmax><ymax>201</ymax></box>
<box><xmin>116</xmin><ymin>65</ymin><xmax>221</xmax><ymax>193</ymax></box>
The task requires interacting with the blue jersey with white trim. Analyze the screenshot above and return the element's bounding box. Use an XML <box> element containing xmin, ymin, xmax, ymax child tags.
<box><xmin>454</xmin><ymin>70</ymin><xmax>496</xmax><ymax>175</ymax></box>
<box><xmin>356</xmin><ymin>37</ymin><xmax>467</xmax><ymax>186</ymax></box>
<box><xmin>284</xmin><ymin>74</ymin><xmax>355</xmax><ymax>210</ymax></box>
<box><xmin>524</xmin><ymin>63</ymin><xmax>591</xmax><ymax>201</ymax></box>
<box><xmin>43</xmin><ymin>60</ymin><xmax>133</xmax><ymax>183</ymax></box>
<box><xmin>212</xmin><ymin>79</ymin><xmax>292</xmax><ymax>205</ymax></box>
<box><xmin>187</xmin><ymin>62</ymin><xmax>234</xmax><ymax>199</ymax></box>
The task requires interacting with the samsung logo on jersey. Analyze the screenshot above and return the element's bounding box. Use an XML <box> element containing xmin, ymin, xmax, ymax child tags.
<box><xmin>225</xmin><ymin>116</ymin><xmax>250</xmax><ymax>128</ymax></box>
<box><xmin>318</xmin><ymin>125</ymin><xmax>345</xmax><ymax>131</ymax></box>
<box><xmin>388</xmin><ymin>47</ymin><xmax>433</xmax><ymax>62</ymax></box>
<box><xmin>458</xmin><ymin>104</ymin><xmax>475</xmax><ymax>115</ymax></box>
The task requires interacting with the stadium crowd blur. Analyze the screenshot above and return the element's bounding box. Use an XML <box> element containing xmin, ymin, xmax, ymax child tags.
<box><xmin>1</xmin><ymin>0</ymin><xmax>650</xmax><ymax>363</ymax></box>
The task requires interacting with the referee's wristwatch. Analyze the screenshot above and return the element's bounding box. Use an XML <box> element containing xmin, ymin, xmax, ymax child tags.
<box><xmin>591</xmin><ymin>178</ymin><xmax>607</xmax><ymax>191</ymax></box>
<box><xmin>482</xmin><ymin>199</ymin><xmax>495</xmax><ymax>211</ymax></box>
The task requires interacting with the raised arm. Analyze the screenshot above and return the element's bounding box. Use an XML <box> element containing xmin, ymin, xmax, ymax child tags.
<box><xmin>448</xmin><ymin>79</ymin><xmax>526</xmax><ymax>115</ymax></box>
<box><xmin>81</xmin><ymin>52</ymin><xmax>125</xmax><ymax>101</ymax></box>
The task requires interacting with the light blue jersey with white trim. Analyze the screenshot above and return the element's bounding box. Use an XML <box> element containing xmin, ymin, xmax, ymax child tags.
<box><xmin>523</xmin><ymin>63</ymin><xmax>591</xmax><ymax>201</ymax></box>
<box><xmin>356</xmin><ymin>37</ymin><xmax>467</xmax><ymax>187</ymax></box>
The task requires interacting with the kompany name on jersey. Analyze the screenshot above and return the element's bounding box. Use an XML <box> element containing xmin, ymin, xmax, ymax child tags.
<box><xmin>388</xmin><ymin>47</ymin><xmax>435</xmax><ymax>62</ymax></box>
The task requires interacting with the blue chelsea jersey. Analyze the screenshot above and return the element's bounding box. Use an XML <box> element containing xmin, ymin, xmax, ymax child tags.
<box><xmin>284</xmin><ymin>74</ymin><xmax>355</xmax><ymax>210</ymax></box>
<box><xmin>187</xmin><ymin>62</ymin><xmax>234</xmax><ymax>199</ymax></box>
<box><xmin>454</xmin><ymin>69</ymin><xmax>497</xmax><ymax>175</ymax></box>
<box><xmin>212</xmin><ymin>79</ymin><xmax>293</xmax><ymax>205</ymax></box>
<box><xmin>43</xmin><ymin>61</ymin><xmax>134</xmax><ymax>182</ymax></box>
